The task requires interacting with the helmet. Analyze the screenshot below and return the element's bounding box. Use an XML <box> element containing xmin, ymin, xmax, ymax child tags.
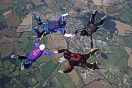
<box><xmin>60</xmin><ymin>21</ymin><xmax>66</xmax><ymax>27</ymax></box>
<box><xmin>80</xmin><ymin>30</ymin><xmax>88</xmax><ymax>36</ymax></box>
<box><xmin>39</xmin><ymin>44</ymin><xmax>45</xmax><ymax>51</ymax></box>
<box><xmin>64</xmin><ymin>53</ymin><xmax>71</xmax><ymax>59</ymax></box>
<box><xmin>86</xmin><ymin>24</ymin><xmax>97</xmax><ymax>33</ymax></box>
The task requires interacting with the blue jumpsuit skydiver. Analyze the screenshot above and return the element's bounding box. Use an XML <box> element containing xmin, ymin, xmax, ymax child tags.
<box><xmin>32</xmin><ymin>13</ymin><xmax>72</xmax><ymax>38</ymax></box>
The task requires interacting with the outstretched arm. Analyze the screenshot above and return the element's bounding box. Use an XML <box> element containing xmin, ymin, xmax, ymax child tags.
<box><xmin>59</xmin><ymin>11</ymin><xmax>73</xmax><ymax>21</ymax></box>
<box><xmin>59</xmin><ymin>13</ymin><xmax>69</xmax><ymax>21</ymax></box>
<box><xmin>54</xmin><ymin>49</ymin><xmax>71</xmax><ymax>54</ymax></box>
<box><xmin>58</xmin><ymin>49</ymin><xmax>71</xmax><ymax>53</ymax></box>
<box><xmin>74</xmin><ymin>26</ymin><xmax>87</xmax><ymax>35</ymax></box>
<box><xmin>74</xmin><ymin>29</ymin><xmax>83</xmax><ymax>34</ymax></box>
<box><xmin>42</xmin><ymin>51</ymin><xmax>55</xmax><ymax>56</ymax></box>
<box><xmin>55</xmin><ymin>27</ymin><xmax>73</xmax><ymax>37</ymax></box>
<box><xmin>71</xmin><ymin>29</ymin><xmax>83</xmax><ymax>39</ymax></box>
<box><xmin>64</xmin><ymin>33</ymin><xmax>73</xmax><ymax>37</ymax></box>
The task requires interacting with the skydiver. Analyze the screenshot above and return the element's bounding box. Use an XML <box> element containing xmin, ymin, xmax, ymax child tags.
<box><xmin>11</xmin><ymin>39</ymin><xmax>55</xmax><ymax>70</ymax></box>
<box><xmin>54</xmin><ymin>48</ymin><xmax>100</xmax><ymax>73</ymax></box>
<box><xmin>71</xmin><ymin>10</ymin><xmax>107</xmax><ymax>49</ymax></box>
<box><xmin>32</xmin><ymin>11</ymin><xmax>74</xmax><ymax>39</ymax></box>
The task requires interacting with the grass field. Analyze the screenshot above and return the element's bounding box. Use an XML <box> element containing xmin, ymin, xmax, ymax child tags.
<box><xmin>116</xmin><ymin>35</ymin><xmax>124</xmax><ymax>45</ymax></box>
<box><xmin>36</xmin><ymin>55</ymin><xmax>51</xmax><ymax>64</ymax></box>
<box><xmin>26</xmin><ymin>41</ymin><xmax>34</xmax><ymax>51</ymax></box>
<box><xmin>53</xmin><ymin>64</ymin><xmax>75</xmax><ymax>88</ymax></box>
<box><xmin>107</xmin><ymin>45</ymin><xmax>129</xmax><ymax>68</ymax></box>
<box><xmin>39</xmin><ymin>36</ymin><xmax>48</xmax><ymax>45</ymax></box>
<box><xmin>12</xmin><ymin>0</ymin><xmax>31</xmax><ymax>14</ymax></box>
<box><xmin>124</xmin><ymin>37</ymin><xmax>132</xmax><ymax>48</ymax></box>
<box><xmin>106</xmin><ymin>6</ymin><xmax>116</xmax><ymax>14</ymax></box>
<box><xmin>50</xmin><ymin>78</ymin><xmax>61</xmax><ymax>88</ymax></box>
<box><xmin>23</xmin><ymin>48</ymin><xmax>29</xmax><ymax>54</ymax></box>
<box><xmin>40</xmin><ymin>60</ymin><xmax>56</xmax><ymax>79</ymax></box>
<box><xmin>21</xmin><ymin>32</ymin><xmax>30</xmax><ymax>50</ymax></box>
<box><xmin>17</xmin><ymin>84</ymin><xmax>25</xmax><ymax>88</ymax></box>
<box><xmin>122</xmin><ymin>3</ymin><xmax>131</xmax><ymax>10</ymax></box>
<box><xmin>0</xmin><ymin>14</ymin><xmax>4</xmax><ymax>22</ymax></box>
<box><xmin>3</xmin><ymin>60</ymin><xmax>11</xmax><ymax>69</ymax></box>
<box><xmin>0</xmin><ymin>0</ymin><xmax>31</xmax><ymax>15</ymax></box>
<box><xmin>56</xmin><ymin>74</ymin><xmax>75</xmax><ymax>88</ymax></box>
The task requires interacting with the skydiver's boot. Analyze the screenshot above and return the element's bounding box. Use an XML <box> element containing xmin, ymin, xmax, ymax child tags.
<box><xmin>93</xmin><ymin>9</ymin><xmax>97</xmax><ymax>15</ymax></box>
<box><xmin>21</xmin><ymin>63</ymin><xmax>25</xmax><ymax>70</ymax></box>
<box><xmin>10</xmin><ymin>55</ymin><xmax>18</xmax><ymax>59</ymax></box>
<box><xmin>20</xmin><ymin>63</ymin><xmax>29</xmax><ymax>70</ymax></box>
<box><xmin>21</xmin><ymin>63</ymin><xmax>30</xmax><ymax>70</ymax></box>
<box><xmin>94</xmin><ymin>61</ymin><xmax>100</xmax><ymax>70</ymax></box>
<box><xmin>10</xmin><ymin>55</ymin><xmax>26</xmax><ymax>61</ymax></box>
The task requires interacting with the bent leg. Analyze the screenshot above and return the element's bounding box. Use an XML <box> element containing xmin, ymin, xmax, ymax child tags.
<box><xmin>89</xmin><ymin>10</ymin><xmax>97</xmax><ymax>24</ymax></box>
<box><xmin>32</xmin><ymin>27</ymin><xmax>42</xmax><ymax>38</ymax></box>
<box><xmin>23</xmin><ymin>60</ymin><xmax>34</xmax><ymax>69</ymax></box>
<box><xmin>96</xmin><ymin>15</ymin><xmax>107</xmax><ymax>26</ymax></box>
<box><xmin>40</xmin><ymin>23</ymin><xmax>46</xmax><ymax>29</ymax></box>
<box><xmin>84</xmin><ymin>48</ymin><xmax>100</xmax><ymax>60</ymax></box>
<box><xmin>39</xmin><ymin>30</ymin><xmax>47</xmax><ymax>38</ymax></box>
<box><xmin>95</xmin><ymin>20</ymin><xmax>105</xmax><ymax>26</ymax></box>
<box><xmin>84</xmin><ymin>62</ymin><xmax>99</xmax><ymax>71</ymax></box>
<box><xmin>32</xmin><ymin>13</ymin><xmax>42</xmax><ymax>25</ymax></box>
<box><xmin>16</xmin><ymin>55</ymin><xmax>27</xmax><ymax>61</ymax></box>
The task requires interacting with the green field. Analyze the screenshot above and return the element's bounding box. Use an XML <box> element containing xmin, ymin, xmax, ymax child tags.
<box><xmin>0</xmin><ymin>0</ymin><xmax>31</xmax><ymax>15</ymax></box>
<box><xmin>122</xmin><ymin>3</ymin><xmax>131</xmax><ymax>9</ymax></box>
<box><xmin>23</xmin><ymin>48</ymin><xmax>29</xmax><ymax>54</ymax></box>
<box><xmin>124</xmin><ymin>37</ymin><xmax>132</xmax><ymax>48</ymax></box>
<box><xmin>40</xmin><ymin>60</ymin><xmax>56</xmax><ymax>79</ymax></box>
<box><xmin>106</xmin><ymin>6</ymin><xmax>117</xmax><ymax>14</ymax></box>
<box><xmin>26</xmin><ymin>41</ymin><xmax>34</xmax><ymax>51</ymax></box>
<box><xmin>55</xmin><ymin>73</ymin><xmax>75</xmax><ymax>88</ymax></box>
<box><xmin>50</xmin><ymin>79</ymin><xmax>61</xmax><ymax>88</ymax></box>
<box><xmin>48</xmin><ymin>64</ymin><xmax>75</xmax><ymax>88</ymax></box>
<box><xmin>107</xmin><ymin>45</ymin><xmax>129</xmax><ymax>68</ymax></box>
<box><xmin>12</xmin><ymin>0</ymin><xmax>31</xmax><ymax>14</ymax></box>
<box><xmin>39</xmin><ymin>36</ymin><xmax>48</xmax><ymax>45</ymax></box>
<box><xmin>17</xmin><ymin>84</ymin><xmax>25</xmax><ymax>88</ymax></box>
<box><xmin>3</xmin><ymin>60</ymin><xmax>11</xmax><ymax>69</ymax></box>
<box><xmin>36</xmin><ymin>55</ymin><xmax>51</xmax><ymax>64</ymax></box>
<box><xmin>0</xmin><ymin>14</ymin><xmax>4</xmax><ymax>22</ymax></box>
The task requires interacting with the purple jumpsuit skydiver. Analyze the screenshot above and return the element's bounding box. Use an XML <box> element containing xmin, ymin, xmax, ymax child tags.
<box><xmin>15</xmin><ymin>40</ymin><xmax>54</xmax><ymax>69</ymax></box>
<box><xmin>73</xmin><ymin>10</ymin><xmax>107</xmax><ymax>49</ymax></box>
<box><xmin>32</xmin><ymin>13</ymin><xmax>72</xmax><ymax>38</ymax></box>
